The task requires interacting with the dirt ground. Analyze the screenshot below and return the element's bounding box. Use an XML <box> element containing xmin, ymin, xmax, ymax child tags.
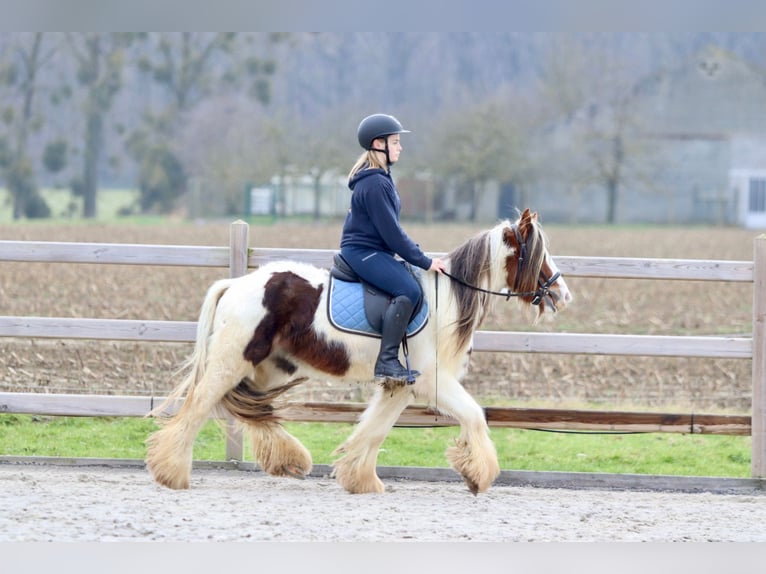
<box><xmin>0</xmin><ymin>219</ymin><xmax>756</xmax><ymax>412</ymax></box>
<box><xmin>1</xmin><ymin>462</ymin><xmax>765</xmax><ymax>542</ymax></box>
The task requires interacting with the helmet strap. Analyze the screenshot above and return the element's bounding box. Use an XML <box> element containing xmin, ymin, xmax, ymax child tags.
<box><xmin>370</xmin><ymin>139</ymin><xmax>392</xmax><ymax>166</ymax></box>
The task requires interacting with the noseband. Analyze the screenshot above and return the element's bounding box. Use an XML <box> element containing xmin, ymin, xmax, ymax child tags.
<box><xmin>442</xmin><ymin>223</ymin><xmax>561</xmax><ymax>310</ymax></box>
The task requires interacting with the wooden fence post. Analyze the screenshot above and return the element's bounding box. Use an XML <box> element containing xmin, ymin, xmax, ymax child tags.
<box><xmin>225</xmin><ymin>220</ymin><xmax>250</xmax><ymax>461</ymax></box>
<box><xmin>752</xmin><ymin>235</ymin><xmax>766</xmax><ymax>478</ymax></box>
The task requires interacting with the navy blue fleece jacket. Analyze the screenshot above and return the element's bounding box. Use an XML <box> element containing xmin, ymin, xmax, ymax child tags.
<box><xmin>340</xmin><ymin>168</ymin><xmax>432</xmax><ymax>270</ymax></box>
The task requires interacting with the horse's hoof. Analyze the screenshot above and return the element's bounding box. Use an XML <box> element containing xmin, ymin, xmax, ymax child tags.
<box><xmin>463</xmin><ymin>476</ymin><xmax>480</xmax><ymax>496</ymax></box>
<box><xmin>283</xmin><ymin>465</ymin><xmax>307</xmax><ymax>480</ymax></box>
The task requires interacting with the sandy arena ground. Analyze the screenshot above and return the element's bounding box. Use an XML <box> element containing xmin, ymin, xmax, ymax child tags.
<box><xmin>1</xmin><ymin>462</ymin><xmax>765</xmax><ymax>542</ymax></box>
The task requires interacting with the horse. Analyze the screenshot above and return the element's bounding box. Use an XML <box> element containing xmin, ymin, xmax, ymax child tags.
<box><xmin>145</xmin><ymin>208</ymin><xmax>572</xmax><ymax>495</ymax></box>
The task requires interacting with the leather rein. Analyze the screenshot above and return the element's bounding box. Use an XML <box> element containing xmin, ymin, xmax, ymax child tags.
<box><xmin>441</xmin><ymin>223</ymin><xmax>561</xmax><ymax>310</ymax></box>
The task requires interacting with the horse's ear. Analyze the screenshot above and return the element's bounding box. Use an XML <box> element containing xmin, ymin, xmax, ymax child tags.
<box><xmin>519</xmin><ymin>208</ymin><xmax>533</xmax><ymax>234</ymax></box>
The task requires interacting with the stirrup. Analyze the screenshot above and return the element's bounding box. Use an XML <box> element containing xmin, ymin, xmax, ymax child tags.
<box><xmin>374</xmin><ymin>366</ymin><xmax>420</xmax><ymax>385</ymax></box>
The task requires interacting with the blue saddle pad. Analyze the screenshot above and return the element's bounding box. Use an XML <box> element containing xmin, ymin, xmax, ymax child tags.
<box><xmin>327</xmin><ymin>277</ymin><xmax>428</xmax><ymax>338</ymax></box>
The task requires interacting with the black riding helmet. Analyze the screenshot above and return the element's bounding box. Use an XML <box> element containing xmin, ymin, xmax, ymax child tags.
<box><xmin>357</xmin><ymin>114</ymin><xmax>411</xmax><ymax>165</ymax></box>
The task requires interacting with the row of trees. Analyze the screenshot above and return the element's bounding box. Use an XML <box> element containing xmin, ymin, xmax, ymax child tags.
<box><xmin>2</xmin><ymin>33</ymin><xmax>764</xmax><ymax>222</ymax></box>
<box><xmin>0</xmin><ymin>32</ymin><xmax>281</xmax><ymax>219</ymax></box>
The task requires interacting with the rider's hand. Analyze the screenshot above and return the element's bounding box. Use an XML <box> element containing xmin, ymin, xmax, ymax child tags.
<box><xmin>429</xmin><ymin>257</ymin><xmax>447</xmax><ymax>274</ymax></box>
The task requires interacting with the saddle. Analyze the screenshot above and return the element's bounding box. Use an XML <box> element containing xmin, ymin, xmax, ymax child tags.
<box><xmin>327</xmin><ymin>253</ymin><xmax>428</xmax><ymax>338</ymax></box>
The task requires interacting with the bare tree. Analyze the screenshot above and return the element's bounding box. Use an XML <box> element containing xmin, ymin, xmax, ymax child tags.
<box><xmin>291</xmin><ymin>107</ymin><xmax>353</xmax><ymax>219</ymax></box>
<box><xmin>130</xmin><ymin>32</ymin><xmax>282</xmax><ymax>214</ymax></box>
<box><xmin>67</xmin><ymin>33</ymin><xmax>133</xmax><ymax>218</ymax></box>
<box><xmin>0</xmin><ymin>33</ymin><xmax>65</xmax><ymax>219</ymax></box>
<box><xmin>537</xmin><ymin>34</ymin><xmax>658</xmax><ymax>223</ymax></box>
<box><xmin>428</xmin><ymin>95</ymin><xmax>528</xmax><ymax>221</ymax></box>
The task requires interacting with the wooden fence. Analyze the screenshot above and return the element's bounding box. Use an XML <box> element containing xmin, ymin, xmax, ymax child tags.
<box><xmin>0</xmin><ymin>220</ymin><xmax>764</xmax><ymax>478</ymax></box>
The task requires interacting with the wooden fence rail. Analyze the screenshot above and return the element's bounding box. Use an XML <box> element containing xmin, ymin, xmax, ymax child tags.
<box><xmin>0</xmin><ymin>392</ymin><xmax>751</xmax><ymax>436</ymax></box>
<box><xmin>1</xmin><ymin>221</ymin><xmax>764</xmax><ymax>478</ymax></box>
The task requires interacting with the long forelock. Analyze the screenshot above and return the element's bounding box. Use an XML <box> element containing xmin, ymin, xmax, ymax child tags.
<box><xmin>515</xmin><ymin>218</ymin><xmax>548</xmax><ymax>295</ymax></box>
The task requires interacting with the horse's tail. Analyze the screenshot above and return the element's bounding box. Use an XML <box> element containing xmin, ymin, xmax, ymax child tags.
<box><xmin>149</xmin><ymin>277</ymin><xmax>237</xmax><ymax>418</ymax></box>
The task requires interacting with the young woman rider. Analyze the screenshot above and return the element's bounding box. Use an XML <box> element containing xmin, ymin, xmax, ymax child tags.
<box><xmin>339</xmin><ymin>113</ymin><xmax>446</xmax><ymax>383</ymax></box>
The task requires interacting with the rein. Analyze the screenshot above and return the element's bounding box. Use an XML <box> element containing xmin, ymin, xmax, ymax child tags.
<box><xmin>441</xmin><ymin>270</ymin><xmax>536</xmax><ymax>301</ymax></box>
<box><xmin>440</xmin><ymin>223</ymin><xmax>561</xmax><ymax>308</ymax></box>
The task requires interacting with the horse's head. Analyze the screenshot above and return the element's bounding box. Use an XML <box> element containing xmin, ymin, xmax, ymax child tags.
<box><xmin>503</xmin><ymin>208</ymin><xmax>572</xmax><ymax>316</ymax></box>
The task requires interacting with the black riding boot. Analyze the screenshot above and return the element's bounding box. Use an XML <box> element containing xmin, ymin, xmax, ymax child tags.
<box><xmin>374</xmin><ymin>295</ymin><xmax>420</xmax><ymax>384</ymax></box>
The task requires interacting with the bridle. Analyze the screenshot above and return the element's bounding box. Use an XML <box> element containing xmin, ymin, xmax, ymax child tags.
<box><xmin>441</xmin><ymin>223</ymin><xmax>561</xmax><ymax>311</ymax></box>
<box><xmin>433</xmin><ymin>221</ymin><xmax>559</xmax><ymax>418</ymax></box>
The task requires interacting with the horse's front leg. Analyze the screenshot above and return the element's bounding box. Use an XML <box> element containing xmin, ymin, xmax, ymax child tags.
<box><xmin>425</xmin><ymin>377</ymin><xmax>500</xmax><ymax>495</ymax></box>
<box><xmin>332</xmin><ymin>384</ymin><xmax>412</xmax><ymax>494</ymax></box>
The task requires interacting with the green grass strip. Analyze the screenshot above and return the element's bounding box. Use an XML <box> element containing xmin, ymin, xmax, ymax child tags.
<box><xmin>0</xmin><ymin>414</ymin><xmax>750</xmax><ymax>478</ymax></box>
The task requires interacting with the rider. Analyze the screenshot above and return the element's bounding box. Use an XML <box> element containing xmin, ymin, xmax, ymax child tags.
<box><xmin>340</xmin><ymin>113</ymin><xmax>446</xmax><ymax>383</ymax></box>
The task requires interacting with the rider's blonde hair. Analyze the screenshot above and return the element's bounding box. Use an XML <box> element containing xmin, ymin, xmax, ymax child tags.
<box><xmin>347</xmin><ymin>139</ymin><xmax>389</xmax><ymax>181</ymax></box>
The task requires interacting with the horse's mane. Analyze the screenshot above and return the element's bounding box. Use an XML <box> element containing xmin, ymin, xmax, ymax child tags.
<box><xmin>446</xmin><ymin>229</ymin><xmax>493</xmax><ymax>352</ymax></box>
<box><xmin>446</xmin><ymin>216</ymin><xmax>548</xmax><ymax>352</ymax></box>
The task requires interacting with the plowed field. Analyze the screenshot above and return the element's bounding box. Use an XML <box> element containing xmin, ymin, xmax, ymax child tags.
<box><xmin>0</xmin><ymin>219</ymin><xmax>757</xmax><ymax>412</ymax></box>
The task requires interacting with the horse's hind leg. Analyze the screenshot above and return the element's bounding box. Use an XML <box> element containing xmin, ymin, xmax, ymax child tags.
<box><xmin>147</xmin><ymin>376</ymin><xmax>244</xmax><ymax>490</ymax></box>
<box><xmin>146</xmin><ymin>339</ymin><xmax>251</xmax><ymax>490</ymax></box>
<box><xmin>332</xmin><ymin>384</ymin><xmax>412</xmax><ymax>494</ymax></box>
<box><xmin>247</xmin><ymin>420</ymin><xmax>313</xmax><ymax>479</ymax></box>
<box><xmin>222</xmin><ymin>371</ymin><xmax>314</xmax><ymax>480</ymax></box>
